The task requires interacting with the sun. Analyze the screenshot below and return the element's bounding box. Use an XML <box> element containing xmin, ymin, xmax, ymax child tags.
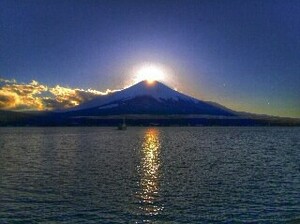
<box><xmin>135</xmin><ymin>64</ymin><xmax>165</xmax><ymax>84</ymax></box>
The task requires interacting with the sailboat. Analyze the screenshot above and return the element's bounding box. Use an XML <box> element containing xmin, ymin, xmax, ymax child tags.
<box><xmin>117</xmin><ymin>117</ymin><xmax>127</xmax><ymax>130</ymax></box>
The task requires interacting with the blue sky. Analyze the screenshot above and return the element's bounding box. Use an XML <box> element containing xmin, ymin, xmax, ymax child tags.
<box><xmin>0</xmin><ymin>0</ymin><xmax>299</xmax><ymax>117</ymax></box>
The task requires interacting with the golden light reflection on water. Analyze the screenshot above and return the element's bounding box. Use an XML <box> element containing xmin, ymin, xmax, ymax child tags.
<box><xmin>136</xmin><ymin>128</ymin><xmax>163</xmax><ymax>216</ymax></box>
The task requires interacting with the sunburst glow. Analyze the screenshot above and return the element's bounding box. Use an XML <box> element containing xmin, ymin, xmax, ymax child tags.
<box><xmin>135</xmin><ymin>65</ymin><xmax>165</xmax><ymax>84</ymax></box>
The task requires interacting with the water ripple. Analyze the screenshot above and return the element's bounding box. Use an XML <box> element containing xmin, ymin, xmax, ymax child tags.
<box><xmin>0</xmin><ymin>127</ymin><xmax>299</xmax><ymax>223</ymax></box>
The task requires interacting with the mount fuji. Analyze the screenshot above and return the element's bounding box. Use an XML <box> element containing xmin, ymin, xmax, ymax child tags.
<box><xmin>65</xmin><ymin>80</ymin><xmax>234</xmax><ymax>116</ymax></box>
<box><xmin>1</xmin><ymin>80</ymin><xmax>299</xmax><ymax>126</ymax></box>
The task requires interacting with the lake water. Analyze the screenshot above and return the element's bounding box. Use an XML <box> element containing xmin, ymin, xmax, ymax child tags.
<box><xmin>0</xmin><ymin>127</ymin><xmax>299</xmax><ymax>223</ymax></box>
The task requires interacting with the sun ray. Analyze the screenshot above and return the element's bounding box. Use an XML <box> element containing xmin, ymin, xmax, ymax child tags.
<box><xmin>134</xmin><ymin>64</ymin><xmax>165</xmax><ymax>84</ymax></box>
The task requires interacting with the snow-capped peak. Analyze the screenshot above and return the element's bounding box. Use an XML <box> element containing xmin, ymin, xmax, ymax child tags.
<box><xmin>72</xmin><ymin>80</ymin><xmax>197</xmax><ymax>111</ymax></box>
<box><xmin>116</xmin><ymin>81</ymin><xmax>195</xmax><ymax>101</ymax></box>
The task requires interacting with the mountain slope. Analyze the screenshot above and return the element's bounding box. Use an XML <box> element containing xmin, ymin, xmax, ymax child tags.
<box><xmin>66</xmin><ymin>81</ymin><xmax>234</xmax><ymax>116</ymax></box>
<box><xmin>2</xmin><ymin>81</ymin><xmax>300</xmax><ymax>126</ymax></box>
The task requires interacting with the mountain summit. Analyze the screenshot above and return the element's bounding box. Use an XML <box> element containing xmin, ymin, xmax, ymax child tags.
<box><xmin>2</xmin><ymin>81</ymin><xmax>299</xmax><ymax>126</ymax></box>
<box><xmin>68</xmin><ymin>81</ymin><xmax>234</xmax><ymax>116</ymax></box>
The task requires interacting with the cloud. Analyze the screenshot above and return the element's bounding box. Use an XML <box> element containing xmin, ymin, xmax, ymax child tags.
<box><xmin>46</xmin><ymin>85</ymin><xmax>106</xmax><ymax>110</ymax></box>
<box><xmin>0</xmin><ymin>78</ymin><xmax>116</xmax><ymax>111</ymax></box>
<box><xmin>0</xmin><ymin>80</ymin><xmax>47</xmax><ymax>110</ymax></box>
<box><xmin>0</xmin><ymin>78</ymin><xmax>17</xmax><ymax>84</ymax></box>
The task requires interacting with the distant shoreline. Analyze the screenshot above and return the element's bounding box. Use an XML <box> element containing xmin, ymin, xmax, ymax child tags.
<box><xmin>1</xmin><ymin>110</ymin><xmax>299</xmax><ymax>127</ymax></box>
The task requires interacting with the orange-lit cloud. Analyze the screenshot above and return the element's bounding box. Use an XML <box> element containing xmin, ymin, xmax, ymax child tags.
<box><xmin>0</xmin><ymin>78</ymin><xmax>116</xmax><ymax>111</ymax></box>
<box><xmin>46</xmin><ymin>85</ymin><xmax>107</xmax><ymax>110</ymax></box>
<box><xmin>0</xmin><ymin>80</ymin><xmax>47</xmax><ymax>110</ymax></box>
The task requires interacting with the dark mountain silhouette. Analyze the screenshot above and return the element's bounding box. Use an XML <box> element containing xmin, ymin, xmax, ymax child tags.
<box><xmin>0</xmin><ymin>81</ymin><xmax>299</xmax><ymax>126</ymax></box>
<box><xmin>66</xmin><ymin>81</ymin><xmax>234</xmax><ymax>116</ymax></box>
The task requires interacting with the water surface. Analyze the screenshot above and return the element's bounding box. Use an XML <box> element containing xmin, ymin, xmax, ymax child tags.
<box><xmin>0</xmin><ymin>127</ymin><xmax>299</xmax><ymax>223</ymax></box>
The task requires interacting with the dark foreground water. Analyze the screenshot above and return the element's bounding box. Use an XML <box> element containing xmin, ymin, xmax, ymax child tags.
<box><xmin>0</xmin><ymin>127</ymin><xmax>299</xmax><ymax>223</ymax></box>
